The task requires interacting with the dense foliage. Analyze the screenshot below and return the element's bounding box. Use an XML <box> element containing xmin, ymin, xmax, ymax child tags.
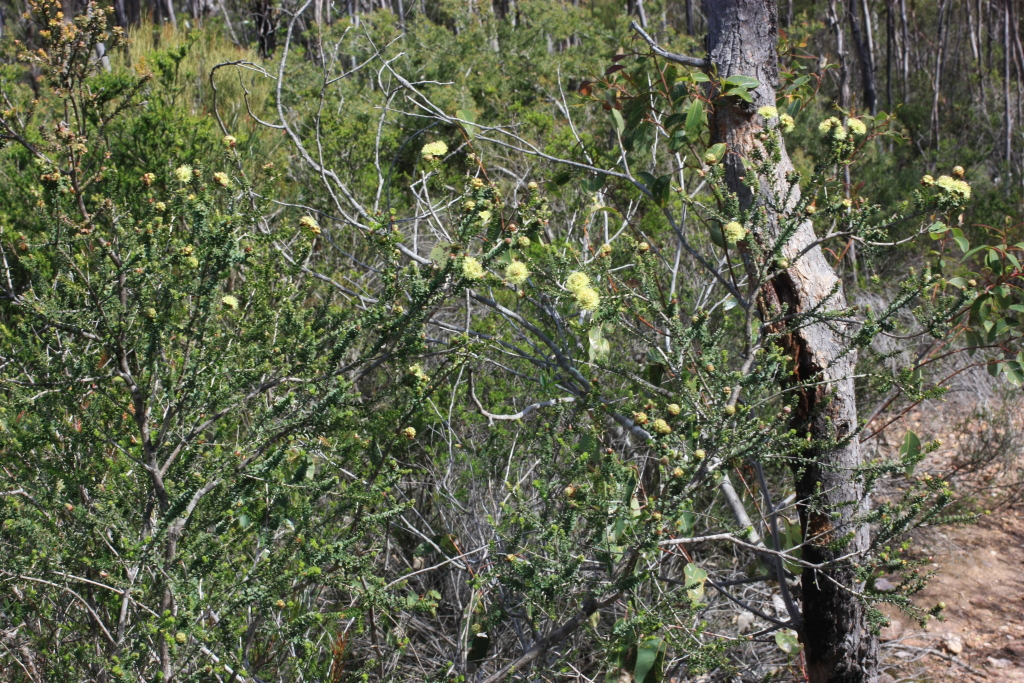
<box><xmin>0</xmin><ymin>1</ymin><xmax>1021</xmax><ymax>682</ymax></box>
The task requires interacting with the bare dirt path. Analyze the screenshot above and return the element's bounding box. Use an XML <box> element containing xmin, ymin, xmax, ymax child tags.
<box><xmin>879</xmin><ymin>506</ymin><xmax>1024</xmax><ymax>681</ymax></box>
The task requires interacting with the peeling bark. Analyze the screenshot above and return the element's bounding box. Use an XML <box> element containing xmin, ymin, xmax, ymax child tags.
<box><xmin>702</xmin><ymin>2</ymin><xmax>879</xmax><ymax>681</ymax></box>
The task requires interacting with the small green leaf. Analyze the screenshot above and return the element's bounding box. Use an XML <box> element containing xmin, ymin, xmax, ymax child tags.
<box><xmin>705</xmin><ymin>143</ymin><xmax>727</xmax><ymax>162</ymax></box>
<box><xmin>589</xmin><ymin>326</ymin><xmax>611</xmax><ymax>362</ymax></box>
<box><xmin>610</xmin><ymin>108</ymin><xmax>625</xmax><ymax>135</ymax></box>
<box><xmin>724</xmin><ymin>87</ymin><xmax>753</xmax><ymax>102</ymax></box>
<box><xmin>685</xmin><ymin>98</ymin><xmax>706</xmax><ymax>140</ymax></box>
<box><xmin>683</xmin><ymin>563</ymin><xmax>708</xmax><ymax>601</ymax></box>
<box><xmin>775</xmin><ymin>629</ymin><xmax>802</xmax><ymax>655</ymax></box>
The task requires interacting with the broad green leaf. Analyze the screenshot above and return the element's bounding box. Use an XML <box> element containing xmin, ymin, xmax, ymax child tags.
<box><xmin>683</xmin><ymin>563</ymin><xmax>708</xmax><ymax>601</ymax></box>
<box><xmin>705</xmin><ymin>142</ymin><xmax>727</xmax><ymax>162</ymax></box>
<box><xmin>674</xmin><ymin>510</ymin><xmax>695</xmax><ymax>535</ymax></box>
<box><xmin>634</xmin><ymin>637</ymin><xmax>666</xmax><ymax>683</ymax></box>
<box><xmin>685</xmin><ymin>97</ymin><xmax>706</xmax><ymax>139</ymax></box>
<box><xmin>946</xmin><ymin>277</ymin><xmax>968</xmax><ymax>289</ymax></box>
<box><xmin>456</xmin><ymin>108</ymin><xmax>477</xmax><ymax>139</ymax></box>
<box><xmin>428</xmin><ymin>243</ymin><xmax>452</xmax><ymax>267</ymax></box>
<box><xmin>636</xmin><ymin>171</ymin><xmax>657</xmax><ymax>189</ymax></box>
<box><xmin>610</xmin><ymin>108</ymin><xmax>625</xmax><ymax>135</ymax></box>
<box><xmin>708</xmin><ymin>222</ymin><xmax>725</xmax><ymax>248</ymax></box>
<box><xmin>589</xmin><ymin>326</ymin><xmax>611</xmax><ymax>362</ymax></box>
<box><xmin>775</xmin><ymin>629</ymin><xmax>802</xmax><ymax>654</ymax></box>
<box><xmin>723</xmin><ymin>74</ymin><xmax>760</xmax><ymax>89</ymax></box>
<box><xmin>900</xmin><ymin>430</ymin><xmax>921</xmax><ymax>475</ymax></box>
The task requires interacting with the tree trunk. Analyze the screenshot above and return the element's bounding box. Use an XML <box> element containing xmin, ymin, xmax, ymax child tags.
<box><xmin>848</xmin><ymin>0</ymin><xmax>877</xmax><ymax>114</ymax></box>
<box><xmin>701</xmin><ymin>2</ymin><xmax>879</xmax><ymax>682</ymax></box>
<box><xmin>828</xmin><ymin>0</ymin><xmax>852</xmax><ymax>109</ymax></box>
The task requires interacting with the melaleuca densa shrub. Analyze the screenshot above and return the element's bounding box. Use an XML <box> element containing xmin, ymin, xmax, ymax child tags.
<box><xmin>0</xmin><ymin>6</ymin><xmax>530</xmax><ymax>681</ymax></box>
<box><xmin>399</xmin><ymin>68</ymin><xmax>1012</xmax><ymax>680</ymax></box>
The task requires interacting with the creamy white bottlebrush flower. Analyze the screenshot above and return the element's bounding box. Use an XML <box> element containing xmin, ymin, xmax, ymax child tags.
<box><xmin>505</xmin><ymin>260</ymin><xmax>530</xmax><ymax>285</ymax></box>
<box><xmin>565</xmin><ymin>271</ymin><xmax>590</xmax><ymax>293</ymax></box>
<box><xmin>299</xmin><ymin>215</ymin><xmax>321</xmax><ymax>235</ymax></box>
<box><xmin>221</xmin><ymin>295</ymin><xmax>239</xmax><ymax>310</ymax></box>
<box><xmin>847</xmin><ymin>118</ymin><xmax>867</xmax><ymax>136</ymax></box>
<box><xmin>723</xmin><ymin>221</ymin><xmax>746</xmax><ymax>245</ymax></box>
<box><xmin>462</xmin><ymin>257</ymin><xmax>485</xmax><ymax>280</ymax></box>
<box><xmin>574</xmin><ymin>286</ymin><xmax>600</xmax><ymax>311</ymax></box>
<box><xmin>935</xmin><ymin>175</ymin><xmax>971</xmax><ymax>200</ymax></box>
<box><xmin>420</xmin><ymin>141</ymin><xmax>448</xmax><ymax>160</ymax></box>
<box><xmin>779</xmin><ymin>113</ymin><xmax>795</xmax><ymax>133</ymax></box>
<box><xmin>757</xmin><ymin>105</ymin><xmax>778</xmax><ymax>119</ymax></box>
<box><xmin>174</xmin><ymin>165</ymin><xmax>193</xmax><ymax>183</ymax></box>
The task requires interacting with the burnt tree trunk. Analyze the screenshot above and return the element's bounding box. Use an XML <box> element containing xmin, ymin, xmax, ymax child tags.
<box><xmin>701</xmin><ymin>2</ymin><xmax>879</xmax><ymax>681</ymax></box>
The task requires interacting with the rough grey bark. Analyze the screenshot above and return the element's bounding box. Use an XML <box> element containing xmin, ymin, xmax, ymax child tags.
<box><xmin>848</xmin><ymin>0</ymin><xmax>878</xmax><ymax>114</ymax></box>
<box><xmin>701</xmin><ymin>2</ymin><xmax>879</xmax><ymax>682</ymax></box>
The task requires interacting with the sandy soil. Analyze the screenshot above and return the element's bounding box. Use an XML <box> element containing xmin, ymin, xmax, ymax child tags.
<box><xmin>878</xmin><ymin>506</ymin><xmax>1024</xmax><ymax>681</ymax></box>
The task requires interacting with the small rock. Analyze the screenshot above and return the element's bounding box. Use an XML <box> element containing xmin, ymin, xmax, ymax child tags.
<box><xmin>736</xmin><ymin>612</ymin><xmax>755</xmax><ymax>634</ymax></box>
<box><xmin>986</xmin><ymin>657</ymin><xmax>1012</xmax><ymax>668</ymax></box>
<box><xmin>880</xmin><ymin>620</ymin><xmax>904</xmax><ymax>642</ymax></box>
<box><xmin>944</xmin><ymin>634</ymin><xmax>964</xmax><ymax>655</ymax></box>
<box><xmin>771</xmin><ymin>593</ymin><xmax>787</xmax><ymax>617</ymax></box>
<box><xmin>874</xmin><ymin>577</ymin><xmax>897</xmax><ymax>592</ymax></box>
<box><xmin>1003</xmin><ymin>644</ymin><xmax>1024</xmax><ymax>658</ymax></box>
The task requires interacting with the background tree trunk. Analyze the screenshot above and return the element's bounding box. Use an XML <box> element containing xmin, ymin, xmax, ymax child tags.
<box><xmin>701</xmin><ymin>2</ymin><xmax>879</xmax><ymax>682</ymax></box>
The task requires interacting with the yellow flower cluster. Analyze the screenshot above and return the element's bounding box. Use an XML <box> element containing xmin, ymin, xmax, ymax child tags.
<box><xmin>505</xmin><ymin>260</ymin><xmax>530</xmax><ymax>285</ymax></box>
<box><xmin>575</xmin><ymin>287</ymin><xmax>600</xmax><ymax>311</ymax></box>
<box><xmin>565</xmin><ymin>271</ymin><xmax>590</xmax><ymax>292</ymax></box>
<box><xmin>818</xmin><ymin>117</ymin><xmax>846</xmax><ymax>140</ymax></box>
<box><xmin>779</xmin><ymin>113</ymin><xmax>795</xmax><ymax>133</ymax></box>
<box><xmin>213</xmin><ymin>172</ymin><xmax>230</xmax><ymax>188</ymax></box>
<box><xmin>221</xmin><ymin>295</ymin><xmax>239</xmax><ymax>310</ymax></box>
<box><xmin>174</xmin><ymin>165</ymin><xmax>193</xmax><ymax>183</ymax></box>
<box><xmin>935</xmin><ymin>175</ymin><xmax>971</xmax><ymax>200</ymax></box>
<box><xmin>421</xmin><ymin>141</ymin><xmax>448</xmax><ymax>160</ymax></box>
<box><xmin>462</xmin><ymin>257</ymin><xmax>485</xmax><ymax>280</ymax></box>
<box><xmin>757</xmin><ymin>105</ymin><xmax>778</xmax><ymax>119</ymax></box>
<box><xmin>723</xmin><ymin>221</ymin><xmax>746</xmax><ymax>245</ymax></box>
<box><xmin>847</xmin><ymin>118</ymin><xmax>867</xmax><ymax>136</ymax></box>
<box><xmin>565</xmin><ymin>271</ymin><xmax>600</xmax><ymax>310</ymax></box>
<box><xmin>652</xmin><ymin>418</ymin><xmax>672</xmax><ymax>435</ymax></box>
<box><xmin>299</xmin><ymin>215</ymin><xmax>321</xmax><ymax>235</ymax></box>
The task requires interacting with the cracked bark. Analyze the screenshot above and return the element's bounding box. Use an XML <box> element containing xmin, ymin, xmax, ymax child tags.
<box><xmin>702</xmin><ymin>2</ymin><xmax>879</xmax><ymax>681</ymax></box>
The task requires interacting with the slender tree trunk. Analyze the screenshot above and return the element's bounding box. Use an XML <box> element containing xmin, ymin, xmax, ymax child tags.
<box><xmin>1006</xmin><ymin>0</ymin><xmax>1013</xmax><ymax>165</ymax></box>
<box><xmin>702</xmin><ymin>2</ymin><xmax>878</xmax><ymax>681</ymax></box>
<box><xmin>886</xmin><ymin>0</ymin><xmax>893</xmax><ymax>111</ymax></box>
<box><xmin>900</xmin><ymin>0</ymin><xmax>909</xmax><ymax>101</ymax></box>
<box><xmin>929</xmin><ymin>0</ymin><xmax>949</xmax><ymax>147</ymax></box>
<box><xmin>848</xmin><ymin>0</ymin><xmax>877</xmax><ymax>113</ymax></box>
<box><xmin>829</xmin><ymin>0</ymin><xmax>852</xmax><ymax>108</ymax></box>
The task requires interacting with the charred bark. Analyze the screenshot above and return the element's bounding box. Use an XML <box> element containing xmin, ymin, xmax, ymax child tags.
<box><xmin>701</xmin><ymin>2</ymin><xmax>878</xmax><ymax>681</ymax></box>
